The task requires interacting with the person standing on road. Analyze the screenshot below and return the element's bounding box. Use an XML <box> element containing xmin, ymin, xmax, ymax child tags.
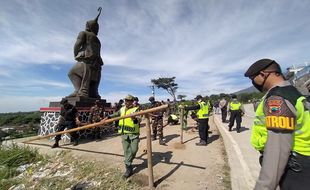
<box><xmin>149</xmin><ymin>96</ymin><xmax>166</xmax><ymax>145</ymax></box>
<box><xmin>245</xmin><ymin>58</ymin><xmax>310</xmax><ymax>190</ymax></box>
<box><xmin>52</xmin><ymin>99</ymin><xmax>80</xmax><ymax>148</ymax></box>
<box><xmin>219</xmin><ymin>96</ymin><xmax>228</xmax><ymax>123</ymax></box>
<box><xmin>184</xmin><ymin>95</ymin><xmax>210</xmax><ymax>146</ymax></box>
<box><xmin>102</xmin><ymin>95</ymin><xmax>141</xmax><ymax>178</ymax></box>
<box><xmin>228</xmin><ymin>94</ymin><xmax>245</xmax><ymax>133</ymax></box>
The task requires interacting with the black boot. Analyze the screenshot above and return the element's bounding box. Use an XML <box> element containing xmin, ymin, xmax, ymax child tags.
<box><xmin>152</xmin><ymin>134</ymin><xmax>157</xmax><ymax>141</ymax></box>
<box><xmin>159</xmin><ymin>137</ymin><xmax>166</xmax><ymax>145</ymax></box>
<box><xmin>73</xmin><ymin>140</ymin><xmax>78</xmax><ymax>146</ymax></box>
<box><xmin>195</xmin><ymin>140</ymin><xmax>207</xmax><ymax>146</ymax></box>
<box><xmin>51</xmin><ymin>141</ymin><xmax>59</xmax><ymax>148</ymax></box>
<box><xmin>123</xmin><ymin>165</ymin><xmax>133</xmax><ymax>178</ymax></box>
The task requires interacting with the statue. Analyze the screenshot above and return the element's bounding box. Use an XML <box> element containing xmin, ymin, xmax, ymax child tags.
<box><xmin>67</xmin><ymin>7</ymin><xmax>103</xmax><ymax>99</ymax></box>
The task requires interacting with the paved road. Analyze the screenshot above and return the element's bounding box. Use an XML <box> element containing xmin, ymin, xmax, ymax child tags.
<box><xmin>213</xmin><ymin>104</ymin><xmax>260</xmax><ymax>190</ymax></box>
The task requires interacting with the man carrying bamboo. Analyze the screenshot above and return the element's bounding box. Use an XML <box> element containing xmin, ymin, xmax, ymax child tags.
<box><xmin>52</xmin><ymin>99</ymin><xmax>80</xmax><ymax>148</ymax></box>
<box><xmin>102</xmin><ymin>95</ymin><xmax>141</xmax><ymax>178</ymax></box>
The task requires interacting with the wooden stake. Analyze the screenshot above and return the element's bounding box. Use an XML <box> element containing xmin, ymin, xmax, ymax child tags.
<box><xmin>145</xmin><ymin>115</ymin><xmax>154</xmax><ymax>189</ymax></box>
<box><xmin>23</xmin><ymin>104</ymin><xmax>168</xmax><ymax>144</ymax></box>
<box><xmin>180</xmin><ymin>108</ymin><xmax>184</xmax><ymax>144</ymax></box>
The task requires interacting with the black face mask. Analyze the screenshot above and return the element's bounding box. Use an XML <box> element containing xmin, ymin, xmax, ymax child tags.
<box><xmin>251</xmin><ymin>73</ymin><xmax>271</xmax><ymax>92</ymax></box>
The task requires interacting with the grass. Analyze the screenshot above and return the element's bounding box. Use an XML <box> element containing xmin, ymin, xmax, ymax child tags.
<box><xmin>220</xmin><ymin>138</ymin><xmax>232</xmax><ymax>190</ymax></box>
<box><xmin>0</xmin><ymin>146</ymin><xmax>142</xmax><ymax>190</ymax></box>
<box><xmin>0</xmin><ymin>144</ymin><xmax>44</xmax><ymax>189</ymax></box>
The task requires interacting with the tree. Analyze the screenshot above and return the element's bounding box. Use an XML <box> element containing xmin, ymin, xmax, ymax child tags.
<box><xmin>151</xmin><ymin>77</ymin><xmax>178</xmax><ymax>102</ymax></box>
<box><xmin>177</xmin><ymin>94</ymin><xmax>186</xmax><ymax>100</ymax></box>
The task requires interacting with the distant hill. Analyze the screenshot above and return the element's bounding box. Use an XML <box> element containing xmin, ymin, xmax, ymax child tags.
<box><xmin>234</xmin><ymin>86</ymin><xmax>258</xmax><ymax>94</ymax></box>
<box><xmin>0</xmin><ymin>111</ymin><xmax>41</xmax><ymax>127</ymax></box>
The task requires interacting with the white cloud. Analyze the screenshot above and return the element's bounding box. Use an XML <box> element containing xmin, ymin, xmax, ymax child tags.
<box><xmin>0</xmin><ymin>96</ymin><xmax>63</xmax><ymax>113</ymax></box>
<box><xmin>0</xmin><ymin>0</ymin><xmax>310</xmax><ymax>112</ymax></box>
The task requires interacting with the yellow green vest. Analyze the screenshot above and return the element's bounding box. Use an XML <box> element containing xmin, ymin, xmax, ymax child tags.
<box><xmin>229</xmin><ymin>101</ymin><xmax>241</xmax><ymax>111</ymax></box>
<box><xmin>118</xmin><ymin>106</ymin><xmax>139</xmax><ymax>134</ymax></box>
<box><xmin>197</xmin><ymin>101</ymin><xmax>209</xmax><ymax>119</ymax></box>
<box><xmin>251</xmin><ymin>95</ymin><xmax>310</xmax><ymax>156</ymax></box>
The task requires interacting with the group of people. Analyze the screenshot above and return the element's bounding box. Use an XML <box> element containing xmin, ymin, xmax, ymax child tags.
<box><xmin>51</xmin><ymin>58</ymin><xmax>309</xmax><ymax>188</ymax></box>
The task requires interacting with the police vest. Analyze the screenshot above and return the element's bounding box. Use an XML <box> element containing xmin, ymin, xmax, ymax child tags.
<box><xmin>197</xmin><ymin>101</ymin><xmax>209</xmax><ymax>119</ymax></box>
<box><xmin>118</xmin><ymin>106</ymin><xmax>139</xmax><ymax>134</ymax></box>
<box><xmin>251</xmin><ymin>86</ymin><xmax>310</xmax><ymax>156</ymax></box>
<box><xmin>229</xmin><ymin>101</ymin><xmax>241</xmax><ymax>111</ymax></box>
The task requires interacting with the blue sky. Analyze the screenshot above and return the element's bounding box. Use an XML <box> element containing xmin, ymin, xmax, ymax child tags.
<box><xmin>0</xmin><ymin>0</ymin><xmax>309</xmax><ymax>113</ymax></box>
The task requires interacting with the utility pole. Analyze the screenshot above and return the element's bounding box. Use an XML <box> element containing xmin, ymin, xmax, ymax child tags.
<box><xmin>148</xmin><ymin>85</ymin><xmax>155</xmax><ymax>98</ymax></box>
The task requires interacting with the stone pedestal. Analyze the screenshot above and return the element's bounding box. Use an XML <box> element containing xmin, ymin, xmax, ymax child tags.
<box><xmin>49</xmin><ymin>97</ymin><xmax>111</xmax><ymax>108</ymax></box>
<box><xmin>40</xmin><ymin>97</ymin><xmax>114</xmax><ymax>141</ymax></box>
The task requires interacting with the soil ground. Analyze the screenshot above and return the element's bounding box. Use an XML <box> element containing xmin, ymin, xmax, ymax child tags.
<box><xmin>17</xmin><ymin>116</ymin><xmax>231</xmax><ymax>190</ymax></box>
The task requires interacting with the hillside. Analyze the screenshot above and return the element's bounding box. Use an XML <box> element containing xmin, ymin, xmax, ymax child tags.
<box><xmin>0</xmin><ymin>112</ymin><xmax>41</xmax><ymax>127</ymax></box>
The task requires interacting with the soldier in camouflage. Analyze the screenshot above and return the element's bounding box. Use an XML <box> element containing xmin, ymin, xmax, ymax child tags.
<box><xmin>88</xmin><ymin>100</ymin><xmax>105</xmax><ymax>139</ymax></box>
<box><xmin>149</xmin><ymin>96</ymin><xmax>166</xmax><ymax>145</ymax></box>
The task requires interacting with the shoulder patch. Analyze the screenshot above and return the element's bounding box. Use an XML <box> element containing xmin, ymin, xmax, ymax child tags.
<box><xmin>266</xmin><ymin>96</ymin><xmax>283</xmax><ymax>114</ymax></box>
<box><xmin>264</xmin><ymin>95</ymin><xmax>296</xmax><ymax>132</ymax></box>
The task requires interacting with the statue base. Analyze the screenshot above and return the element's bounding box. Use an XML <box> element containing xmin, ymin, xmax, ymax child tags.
<box><xmin>49</xmin><ymin>96</ymin><xmax>111</xmax><ymax>108</ymax></box>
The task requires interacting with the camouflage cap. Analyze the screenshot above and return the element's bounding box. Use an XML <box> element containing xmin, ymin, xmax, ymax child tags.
<box><xmin>125</xmin><ymin>94</ymin><xmax>135</xmax><ymax>101</ymax></box>
<box><xmin>195</xmin><ymin>95</ymin><xmax>203</xmax><ymax>100</ymax></box>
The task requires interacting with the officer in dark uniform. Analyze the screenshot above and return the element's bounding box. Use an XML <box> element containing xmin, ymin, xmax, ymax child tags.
<box><xmin>245</xmin><ymin>58</ymin><xmax>310</xmax><ymax>190</ymax></box>
<box><xmin>149</xmin><ymin>96</ymin><xmax>166</xmax><ymax>145</ymax></box>
<box><xmin>52</xmin><ymin>99</ymin><xmax>80</xmax><ymax>148</ymax></box>
<box><xmin>184</xmin><ymin>95</ymin><xmax>210</xmax><ymax>146</ymax></box>
<box><xmin>88</xmin><ymin>100</ymin><xmax>105</xmax><ymax>139</ymax></box>
<box><xmin>228</xmin><ymin>94</ymin><xmax>245</xmax><ymax>133</ymax></box>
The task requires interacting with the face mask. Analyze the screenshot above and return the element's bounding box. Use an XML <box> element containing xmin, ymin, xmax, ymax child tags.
<box><xmin>251</xmin><ymin>73</ymin><xmax>271</xmax><ymax>92</ymax></box>
<box><xmin>252</xmin><ymin>80</ymin><xmax>264</xmax><ymax>92</ymax></box>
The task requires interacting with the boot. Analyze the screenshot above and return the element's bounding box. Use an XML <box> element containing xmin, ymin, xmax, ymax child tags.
<box><xmin>195</xmin><ymin>140</ymin><xmax>207</xmax><ymax>146</ymax></box>
<box><xmin>73</xmin><ymin>140</ymin><xmax>79</xmax><ymax>146</ymax></box>
<box><xmin>123</xmin><ymin>165</ymin><xmax>133</xmax><ymax>178</ymax></box>
<box><xmin>51</xmin><ymin>141</ymin><xmax>59</xmax><ymax>148</ymax></box>
<box><xmin>159</xmin><ymin>137</ymin><xmax>166</xmax><ymax>145</ymax></box>
<box><xmin>152</xmin><ymin>134</ymin><xmax>157</xmax><ymax>141</ymax></box>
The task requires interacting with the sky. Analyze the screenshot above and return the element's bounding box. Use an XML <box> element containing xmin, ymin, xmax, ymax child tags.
<box><xmin>0</xmin><ymin>0</ymin><xmax>310</xmax><ymax>113</ymax></box>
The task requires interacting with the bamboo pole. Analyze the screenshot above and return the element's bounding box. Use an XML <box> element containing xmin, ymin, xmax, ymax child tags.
<box><xmin>23</xmin><ymin>104</ymin><xmax>168</xmax><ymax>143</ymax></box>
<box><xmin>145</xmin><ymin>115</ymin><xmax>154</xmax><ymax>188</ymax></box>
<box><xmin>180</xmin><ymin>108</ymin><xmax>184</xmax><ymax>144</ymax></box>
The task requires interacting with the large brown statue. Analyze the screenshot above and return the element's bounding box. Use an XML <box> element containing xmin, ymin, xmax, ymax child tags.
<box><xmin>68</xmin><ymin>7</ymin><xmax>103</xmax><ymax>98</ymax></box>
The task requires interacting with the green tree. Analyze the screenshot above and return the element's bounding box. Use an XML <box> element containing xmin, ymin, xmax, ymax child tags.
<box><xmin>177</xmin><ymin>94</ymin><xmax>186</xmax><ymax>100</ymax></box>
<box><xmin>151</xmin><ymin>77</ymin><xmax>178</xmax><ymax>102</ymax></box>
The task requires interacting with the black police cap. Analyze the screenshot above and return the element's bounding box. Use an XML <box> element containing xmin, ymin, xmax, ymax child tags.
<box><xmin>244</xmin><ymin>59</ymin><xmax>279</xmax><ymax>77</ymax></box>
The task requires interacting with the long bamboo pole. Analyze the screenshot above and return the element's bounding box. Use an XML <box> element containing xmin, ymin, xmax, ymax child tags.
<box><xmin>145</xmin><ymin>115</ymin><xmax>154</xmax><ymax>188</ymax></box>
<box><xmin>23</xmin><ymin>104</ymin><xmax>168</xmax><ymax>143</ymax></box>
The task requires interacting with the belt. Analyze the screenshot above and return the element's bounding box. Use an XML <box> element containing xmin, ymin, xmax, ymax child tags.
<box><xmin>292</xmin><ymin>151</ymin><xmax>310</xmax><ymax>160</ymax></box>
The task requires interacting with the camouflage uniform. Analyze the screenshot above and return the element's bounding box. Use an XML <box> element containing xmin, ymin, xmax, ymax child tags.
<box><xmin>88</xmin><ymin>104</ymin><xmax>105</xmax><ymax>139</ymax></box>
<box><xmin>149</xmin><ymin>99</ymin><xmax>165</xmax><ymax>145</ymax></box>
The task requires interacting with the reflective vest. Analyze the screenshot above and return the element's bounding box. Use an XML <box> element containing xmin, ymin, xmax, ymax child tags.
<box><xmin>197</xmin><ymin>101</ymin><xmax>209</xmax><ymax>119</ymax></box>
<box><xmin>118</xmin><ymin>106</ymin><xmax>139</xmax><ymax>134</ymax></box>
<box><xmin>229</xmin><ymin>101</ymin><xmax>241</xmax><ymax>111</ymax></box>
<box><xmin>251</xmin><ymin>92</ymin><xmax>310</xmax><ymax>156</ymax></box>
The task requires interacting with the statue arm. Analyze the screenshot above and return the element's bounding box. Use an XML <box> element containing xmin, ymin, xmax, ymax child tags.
<box><xmin>74</xmin><ymin>31</ymin><xmax>86</xmax><ymax>56</ymax></box>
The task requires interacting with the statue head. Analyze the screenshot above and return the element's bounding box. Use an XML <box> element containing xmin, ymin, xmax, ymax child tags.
<box><xmin>86</xmin><ymin>7</ymin><xmax>102</xmax><ymax>35</ymax></box>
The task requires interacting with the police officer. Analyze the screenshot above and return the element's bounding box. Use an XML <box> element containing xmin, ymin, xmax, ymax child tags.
<box><xmin>228</xmin><ymin>94</ymin><xmax>244</xmax><ymax>133</ymax></box>
<box><xmin>148</xmin><ymin>96</ymin><xmax>166</xmax><ymax>145</ymax></box>
<box><xmin>52</xmin><ymin>99</ymin><xmax>80</xmax><ymax>148</ymax></box>
<box><xmin>102</xmin><ymin>95</ymin><xmax>141</xmax><ymax>178</ymax></box>
<box><xmin>88</xmin><ymin>100</ymin><xmax>105</xmax><ymax>139</ymax></box>
<box><xmin>245</xmin><ymin>58</ymin><xmax>310</xmax><ymax>190</ymax></box>
<box><xmin>185</xmin><ymin>95</ymin><xmax>210</xmax><ymax>146</ymax></box>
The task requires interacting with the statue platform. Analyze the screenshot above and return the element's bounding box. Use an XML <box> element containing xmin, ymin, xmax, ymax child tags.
<box><xmin>39</xmin><ymin>97</ymin><xmax>114</xmax><ymax>141</ymax></box>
